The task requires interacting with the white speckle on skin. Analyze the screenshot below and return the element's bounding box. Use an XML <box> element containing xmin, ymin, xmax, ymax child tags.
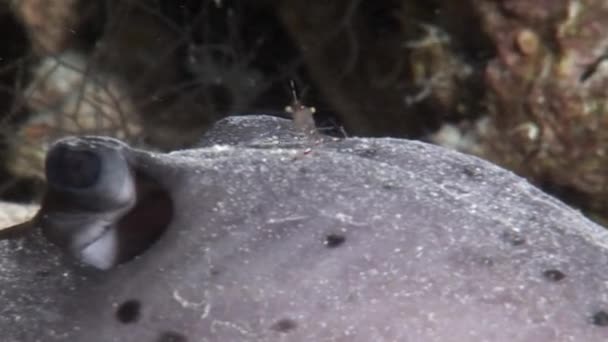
<box><xmin>172</xmin><ymin>289</ymin><xmax>211</xmax><ymax>313</ymax></box>
<box><xmin>210</xmin><ymin>320</ymin><xmax>254</xmax><ymax>337</ymax></box>
<box><xmin>266</xmin><ymin>215</ymin><xmax>309</xmax><ymax>224</ymax></box>
<box><xmin>326</xmin><ymin>212</ymin><xmax>367</xmax><ymax>227</ymax></box>
<box><xmin>210</xmin><ymin>145</ymin><xmax>233</xmax><ymax>152</ymax></box>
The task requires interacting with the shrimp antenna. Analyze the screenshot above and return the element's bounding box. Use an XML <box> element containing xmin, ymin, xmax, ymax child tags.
<box><xmin>289</xmin><ymin>79</ymin><xmax>300</xmax><ymax>104</ymax></box>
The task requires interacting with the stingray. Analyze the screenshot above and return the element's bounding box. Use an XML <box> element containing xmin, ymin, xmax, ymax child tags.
<box><xmin>2</xmin><ymin>115</ymin><xmax>608</xmax><ymax>341</ymax></box>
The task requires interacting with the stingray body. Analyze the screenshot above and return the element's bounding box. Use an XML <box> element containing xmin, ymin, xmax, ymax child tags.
<box><xmin>2</xmin><ymin>115</ymin><xmax>608</xmax><ymax>341</ymax></box>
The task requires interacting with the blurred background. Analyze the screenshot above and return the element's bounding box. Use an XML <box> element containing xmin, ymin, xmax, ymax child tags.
<box><xmin>2</xmin><ymin>0</ymin><xmax>608</xmax><ymax>226</ymax></box>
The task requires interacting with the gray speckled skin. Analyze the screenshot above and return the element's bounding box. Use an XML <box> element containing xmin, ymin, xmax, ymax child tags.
<box><xmin>2</xmin><ymin>115</ymin><xmax>608</xmax><ymax>341</ymax></box>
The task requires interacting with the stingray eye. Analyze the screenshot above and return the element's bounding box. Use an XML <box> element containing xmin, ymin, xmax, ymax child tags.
<box><xmin>46</xmin><ymin>145</ymin><xmax>101</xmax><ymax>189</ymax></box>
<box><xmin>41</xmin><ymin>137</ymin><xmax>172</xmax><ymax>269</ymax></box>
<box><xmin>45</xmin><ymin>138</ymin><xmax>135</xmax><ymax>211</ymax></box>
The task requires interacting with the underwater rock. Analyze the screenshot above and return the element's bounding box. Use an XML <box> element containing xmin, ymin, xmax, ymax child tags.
<box><xmin>2</xmin><ymin>115</ymin><xmax>608</xmax><ymax>341</ymax></box>
<box><xmin>0</xmin><ymin>201</ymin><xmax>37</xmax><ymax>228</ymax></box>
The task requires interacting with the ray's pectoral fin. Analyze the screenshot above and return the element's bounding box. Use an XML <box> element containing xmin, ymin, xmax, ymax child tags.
<box><xmin>37</xmin><ymin>137</ymin><xmax>173</xmax><ymax>270</ymax></box>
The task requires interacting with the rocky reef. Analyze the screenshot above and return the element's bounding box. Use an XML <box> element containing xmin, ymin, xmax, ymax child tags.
<box><xmin>2</xmin><ymin>0</ymin><xmax>608</xmax><ymax>224</ymax></box>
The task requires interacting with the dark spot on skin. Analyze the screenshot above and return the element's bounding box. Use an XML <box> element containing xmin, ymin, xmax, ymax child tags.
<box><xmin>298</xmin><ymin>167</ymin><xmax>309</xmax><ymax>174</ymax></box>
<box><xmin>346</xmin><ymin>292</ymin><xmax>360</xmax><ymax>303</ymax></box>
<box><xmin>271</xmin><ymin>318</ymin><xmax>298</xmax><ymax>332</ymax></box>
<box><xmin>500</xmin><ymin>230</ymin><xmax>526</xmax><ymax>246</ymax></box>
<box><xmin>463</xmin><ymin>165</ymin><xmax>483</xmax><ymax>179</ymax></box>
<box><xmin>355</xmin><ymin>148</ymin><xmax>377</xmax><ymax>158</ymax></box>
<box><xmin>382</xmin><ymin>183</ymin><xmax>397</xmax><ymax>190</ymax></box>
<box><xmin>528</xmin><ymin>215</ymin><xmax>539</xmax><ymax>222</ymax></box>
<box><xmin>324</xmin><ymin>234</ymin><xmax>346</xmax><ymax>248</ymax></box>
<box><xmin>543</xmin><ymin>269</ymin><xmax>566</xmax><ymax>282</ymax></box>
<box><xmin>35</xmin><ymin>270</ymin><xmax>51</xmax><ymax>278</ymax></box>
<box><xmin>115</xmin><ymin>299</ymin><xmax>141</xmax><ymax>324</ymax></box>
<box><xmin>157</xmin><ymin>331</ymin><xmax>188</xmax><ymax>342</ymax></box>
<box><xmin>249</xmin><ymin>205</ymin><xmax>263</xmax><ymax>216</ymax></box>
<box><xmin>210</xmin><ymin>267</ymin><xmax>222</xmax><ymax>276</ymax></box>
<box><xmin>592</xmin><ymin>311</ymin><xmax>608</xmax><ymax>327</ymax></box>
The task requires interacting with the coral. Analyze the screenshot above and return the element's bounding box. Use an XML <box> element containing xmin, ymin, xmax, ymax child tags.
<box><xmin>473</xmin><ymin>0</ymin><xmax>608</xmax><ymax>216</ymax></box>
